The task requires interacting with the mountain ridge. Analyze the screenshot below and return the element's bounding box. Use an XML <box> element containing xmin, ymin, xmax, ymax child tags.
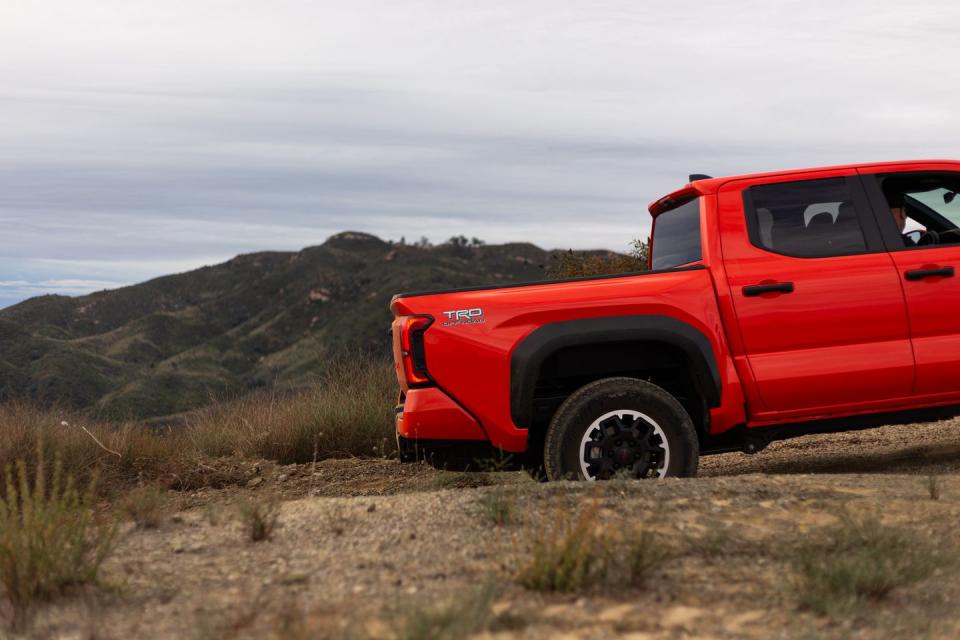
<box><xmin>0</xmin><ymin>232</ymin><xmax>614</xmax><ymax>419</ymax></box>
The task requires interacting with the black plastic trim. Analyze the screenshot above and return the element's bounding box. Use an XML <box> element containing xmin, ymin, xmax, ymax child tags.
<box><xmin>742</xmin><ymin>282</ymin><xmax>794</xmax><ymax>297</ymax></box>
<box><xmin>701</xmin><ymin>404</ymin><xmax>960</xmax><ymax>456</ymax></box>
<box><xmin>905</xmin><ymin>267</ymin><xmax>954</xmax><ymax>281</ymax></box>
<box><xmin>510</xmin><ymin>314</ymin><xmax>721</xmax><ymax>429</ymax></box>
<box><xmin>392</xmin><ymin>265</ymin><xmax>705</xmax><ymax>301</ymax></box>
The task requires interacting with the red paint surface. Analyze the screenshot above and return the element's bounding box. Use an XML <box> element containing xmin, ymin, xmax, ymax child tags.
<box><xmin>392</xmin><ymin>160</ymin><xmax>960</xmax><ymax>452</ymax></box>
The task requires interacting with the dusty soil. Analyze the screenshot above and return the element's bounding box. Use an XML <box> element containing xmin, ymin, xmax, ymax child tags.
<box><xmin>15</xmin><ymin>417</ymin><xmax>960</xmax><ymax>639</ymax></box>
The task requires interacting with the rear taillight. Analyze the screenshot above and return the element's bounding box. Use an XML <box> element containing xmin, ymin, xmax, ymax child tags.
<box><xmin>398</xmin><ymin>315</ymin><xmax>433</xmax><ymax>387</ymax></box>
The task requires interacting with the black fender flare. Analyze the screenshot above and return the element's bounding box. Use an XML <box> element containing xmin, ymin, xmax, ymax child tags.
<box><xmin>510</xmin><ymin>315</ymin><xmax>721</xmax><ymax>428</ymax></box>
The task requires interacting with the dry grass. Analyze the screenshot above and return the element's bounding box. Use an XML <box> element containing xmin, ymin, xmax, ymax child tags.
<box><xmin>398</xmin><ymin>580</ymin><xmax>499</xmax><ymax>640</ymax></box>
<box><xmin>926</xmin><ymin>473</ymin><xmax>941</xmax><ymax>500</ymax></box>
<box><xmin>682</xmin><ymin>520</ymin><xmax>739</xmax><ymax>559</ymax></box>
<box><xmin>516</xmin><ymin>504</ymin><xmax>606</xmax><ymax>592</ymax></box>
<box><xmin>238</xmin><ymin>494</ymin><xmax>281</xmax><ymax>542</ymax></box>
<box><xmin>0</xmin><ymin>402</ymin><xmax>185</xmax><ymax>492</ymax></box>
<box><xmin>475</xmin><ymin>488</ymin><xmax>515</xmax><ymax>527</ymax></box>
<box><xmin>119</xmin><ymin>484</ymin><xmax>170</xmax><ymax>529</ymax></box>
<box><xmin>432</xmin><ymin>471</ymin><xmax>495</xmax><ymax>490</ymax></box>
<box><xmin>624</xmin><ymin>529</ymin><xmax>666</xmax><ymax>587</ymax></box>
<box><xmin>516</xmin><ymin>500</ymin><xmax>670</xmax><ymax>593</ymax></box>
<box><xmin>792</xmin><ymin>513</ymin><xmax>948</xmax><ymax>616</ymax></box>
<box><xmin>0</xmin><ymin>356</ymin><xmax>396</xmax><ymax>497</ymax></box>
<box><xmin>185</xmin><ymin>356</ymin><xmax>396</xmax><ymax>465</ymax></box>
<box><xmin>0</xmin><ymin>446</ymin><xmax>116</xmax><ymax>622</ymax></box>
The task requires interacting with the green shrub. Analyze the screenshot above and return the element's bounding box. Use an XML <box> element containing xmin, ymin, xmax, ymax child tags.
<box><xmin>547</xmin><ymin>239</ymin><xmax>648</xmax><ymax>279</ymax></box>
<box><xmin>0</xmin><ymin>447</ymin><xmax>115</xmax><ymax>618</ymax></box>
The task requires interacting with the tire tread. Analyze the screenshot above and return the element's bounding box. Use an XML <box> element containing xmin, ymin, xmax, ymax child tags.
<box><xmin>542</xmin><ymin>377</ymin><xmax>699</xmax><ymax>480</ymax></box>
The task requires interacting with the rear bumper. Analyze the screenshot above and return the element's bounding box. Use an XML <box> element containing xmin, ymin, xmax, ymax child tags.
<box><xmin>395</xmin><ymin>387</ymin><xmax>487</xmax><ymax>441</ymax></box>
<box><xmin>395</xmin><ymin>387</ymin><xmax>493</xmax><ymax>467</ymax></box>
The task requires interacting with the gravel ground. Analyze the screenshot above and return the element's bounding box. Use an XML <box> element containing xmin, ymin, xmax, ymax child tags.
<box><xmin>14</xmin><ymin>417</ymin><xmax>960</xmax><ymax>639</ymax></box>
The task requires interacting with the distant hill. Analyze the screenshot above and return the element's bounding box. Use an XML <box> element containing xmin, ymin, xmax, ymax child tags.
<box><xmin>0</xmin><ymin>232</ymin><xmax>612</xmax><ymax>419</ymax></box>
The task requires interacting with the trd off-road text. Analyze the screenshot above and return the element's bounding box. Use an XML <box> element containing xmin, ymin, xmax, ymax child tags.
<box><xmin>390</xmin><ymin>160</ymin><xmax>960</xmax><ymax>479</ymax></box>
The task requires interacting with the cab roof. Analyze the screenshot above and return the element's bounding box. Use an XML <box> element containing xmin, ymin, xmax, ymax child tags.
<box><xmin>648</xmin><ymin>159</ymin><xmax>959</xmax><ymax>216</ymax></box>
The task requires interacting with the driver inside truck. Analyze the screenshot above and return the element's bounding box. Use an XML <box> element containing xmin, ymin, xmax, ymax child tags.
<box><xmin>886</xmin><ymin>191</ymin><xmax>917</xmax><ymax>246</ymax></box>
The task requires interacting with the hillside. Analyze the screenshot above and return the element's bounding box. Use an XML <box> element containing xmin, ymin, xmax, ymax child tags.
<box><xmin>0</xmin><ymin>232</ymin><xmax>573</xmax><ymax>419</ymax></box>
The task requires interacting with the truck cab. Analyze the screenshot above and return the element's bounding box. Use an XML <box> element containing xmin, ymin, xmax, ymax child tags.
<box><xmin>391</xmin><ymin>160</ymin><xmax>960</xmax><ymax>479</ymax></box>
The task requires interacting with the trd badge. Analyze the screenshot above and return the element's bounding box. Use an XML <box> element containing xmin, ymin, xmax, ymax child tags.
<box><xmin>441</xmin><ymin>308</ymin><xmax>485</xmax><ymax>326</ymax></box>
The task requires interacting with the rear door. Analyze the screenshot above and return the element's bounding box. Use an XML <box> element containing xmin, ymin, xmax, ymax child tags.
<box><xmin>718</xmin><ymin>170</ymin><xmax>914</xmax><ymax>419</ymax></box>
<box><xmin>861</xmin><ymin>166</ymin><xmax>960</xmax><ymax>399</ymax></box>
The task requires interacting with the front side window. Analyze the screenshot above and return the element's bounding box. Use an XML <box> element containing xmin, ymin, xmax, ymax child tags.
<box><xmin>745</xmin><ymin>177</ymin><xmax>867</xmax><ymax>258</ymax></box>
<box><xmin>651</xmin><ymin>197</ymin><xmax>701</xmax><ymax>270</ymax></box>
<box><xmin>879</xmin><ymin>172</ymin><xmax>960</xmax><ymax>248</ymax></box>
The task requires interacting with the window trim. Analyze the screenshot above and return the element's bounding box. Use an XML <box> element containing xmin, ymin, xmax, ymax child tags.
<box><xmin>741</xmin><ymin>175</ymin><xmax>886</xmax><ymax>259</ymax></box>
<box><xmin>860</xmin><ymin>171</ymin><xmax>960</xmax><ymax>254</ymax></box>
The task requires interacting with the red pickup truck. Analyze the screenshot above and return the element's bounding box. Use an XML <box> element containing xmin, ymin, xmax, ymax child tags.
<box><xmin>390</xmin><ymin>160</ymin><xmax>960</xmax><ymax>479</ymax></box>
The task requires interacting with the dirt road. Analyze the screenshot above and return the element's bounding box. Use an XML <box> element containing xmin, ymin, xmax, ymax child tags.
<box><xmin>21</xmin><ymin>417</ymin><xmax>960</xmax><ymax>639</ymax></box>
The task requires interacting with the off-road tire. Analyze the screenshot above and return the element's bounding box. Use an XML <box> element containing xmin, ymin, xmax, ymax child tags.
<box><xmin>543</xmin><ymin>377</ymin><xmax>699</xmax><ymax>480</ymax></box>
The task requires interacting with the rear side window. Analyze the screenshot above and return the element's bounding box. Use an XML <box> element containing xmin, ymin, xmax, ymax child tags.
<box><xmin>651</xmin><ymin>197</ymin><xmax>702</xmax><ymax>270</ymax></box>
<box><xmin>745</xmin><ymin>177</ymin><xmax>867</xmax><ymax>258</ymax></box>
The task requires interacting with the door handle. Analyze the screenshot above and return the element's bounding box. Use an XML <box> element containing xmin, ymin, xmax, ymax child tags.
<box><xmin>743</xmin><ymin>282</ymin><xmax>794</xmax><ymax>297</ymax></box>
<box><xmin>904</xmin><ymin>266</ymin><xmax>954</xmax><ymax>281</ymax></box>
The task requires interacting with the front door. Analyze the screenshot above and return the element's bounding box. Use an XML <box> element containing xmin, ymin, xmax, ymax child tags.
<box><xmin>719</xmin><ymin>172</ymin><xmax>914</xmax><ymax>419</ymax></box>
<box><xmin>862</xmin><ymin>167</ymin><xmax>960</xmax><ymax>400</ymax></box>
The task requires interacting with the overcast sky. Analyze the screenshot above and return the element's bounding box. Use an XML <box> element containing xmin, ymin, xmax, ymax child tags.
<box><xmin>1</xmin><ymin>0</ymin><xmax>958</xmax><ymax>308</ymax></box>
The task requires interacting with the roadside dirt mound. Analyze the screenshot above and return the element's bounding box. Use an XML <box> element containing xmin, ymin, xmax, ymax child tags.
<box><xmin>184</xmin><ymin>416</ymin><xmax>960</xmax><ymax>504</ymax></box>
<box><xmin>701</xmin><ymin>416</ymin><xmax>960</xmax><ymax>476</ymax></box>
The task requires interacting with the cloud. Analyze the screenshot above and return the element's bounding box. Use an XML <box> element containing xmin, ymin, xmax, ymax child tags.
<box><xmin>1</xmin><ymin>0</ymin><xmax>959</xmax><ymax>307</ymax></box>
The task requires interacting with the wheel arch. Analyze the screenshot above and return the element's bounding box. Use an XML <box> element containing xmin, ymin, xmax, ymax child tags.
<box><xmin>510</xmin><ymin>315</ymin><xmax>721</xmax><ymax>432</ymax></box>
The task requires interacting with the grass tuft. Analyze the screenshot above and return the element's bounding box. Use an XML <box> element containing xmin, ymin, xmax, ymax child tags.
<box><xmin>516</xmin><ymin>505</ymin><xmax>606</xmax><ymax>592</ymax></box>
<box><xmin>926</xmin><ymin>473</ymin><xmax>941</xmax><ymax>501</ymax></box>
<box><xmin>475</xmin><ymin>489</ymin><xmax>515</xmax><ymax>527</ymax></box>
<box><xmin>0</xmin><ymin>444</ymin><xmax>115</xmax><ymax>620</ymax></box>
<box><xmin>399</xmin><ymin>580</ymin><xmax>498</xmax><ymax>640</ymax></box>
<box><xmin>238</xmin><ymin>495</ymin><xmax>281</xmax><ymax>542</ymax></box>
<box><xmin>683</xmin><ymin>521</ymin><xmax>738</xmax><ymax>559</ymax></box>
<box><xmin>120</xmin><ymin>483</ymin><xmax>170</xmax><ymax>529</ymax></box>
<box><xmin>792</xmin><ymin>513</ymin><xmax>946</xmax><ymax>616</ymax></box>
<box><xmin>624</xmin><ymin>529</ymin><xmax>666</xmax><ymax>587</ymax></box>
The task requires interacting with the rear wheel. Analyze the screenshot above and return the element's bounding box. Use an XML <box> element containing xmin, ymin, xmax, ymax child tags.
<box><xmin>543</xmin><ymin>377</ymin><xmax>699</xmax><ymax>480</ymax></box>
